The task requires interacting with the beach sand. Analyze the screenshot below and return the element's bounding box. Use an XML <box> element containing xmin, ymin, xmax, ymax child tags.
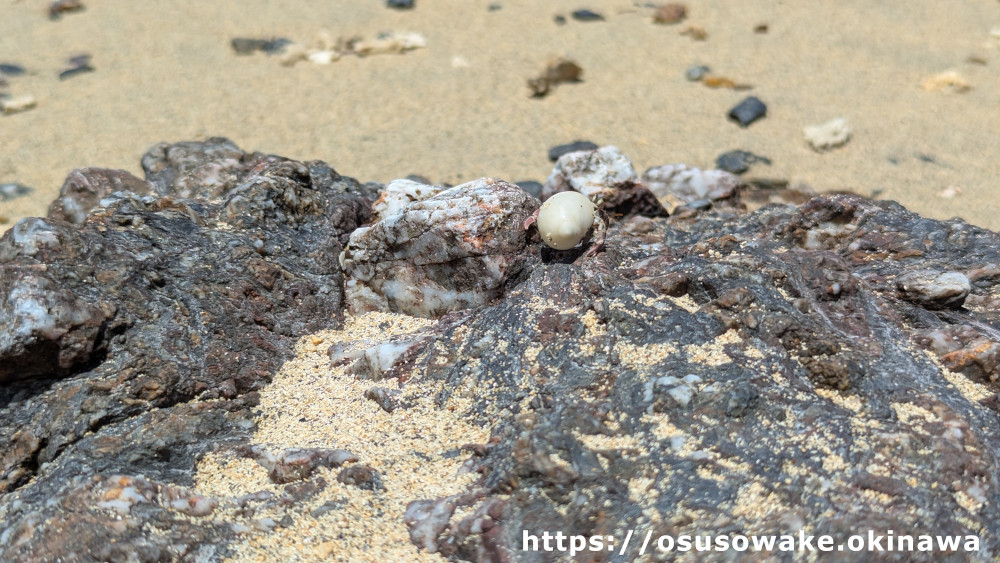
<box><xmin>1</xmin><ymin>0</ymin><xmax>998</xmax><ymax>232</ymax></box>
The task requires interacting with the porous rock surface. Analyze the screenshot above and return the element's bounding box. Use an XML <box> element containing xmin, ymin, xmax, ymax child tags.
<box><xmin>1</xmin><ymin>138</ymin><xmax>373</xmax><ymax>560</ymax></box>
<box><xmin>4</xmin><ymin>141</ymin><xmax>1000</xmax><ymax>560</ymax></box>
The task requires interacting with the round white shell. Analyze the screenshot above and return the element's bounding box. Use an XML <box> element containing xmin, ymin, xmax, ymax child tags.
<box><xmin>536</xmin><ymin>191</ymin><xmax>596</xmax><ymax>250</ymax></box>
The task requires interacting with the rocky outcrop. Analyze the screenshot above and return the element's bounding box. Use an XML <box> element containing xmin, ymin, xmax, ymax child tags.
<box><xmin>3</xmin><ymin>141</ymin><xmax>1000</xmax><ymax>560</ymax></box>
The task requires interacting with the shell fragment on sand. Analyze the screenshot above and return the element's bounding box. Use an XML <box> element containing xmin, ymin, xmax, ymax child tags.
<box><xmin>804</xmin><ymin>117</ymin><xmax>852</xmax><ymax>152</ymax></box>
<box><xmin>1</xmin><ymin>95</ymin><xmax>37</xmax><ymax>115</ymax></box>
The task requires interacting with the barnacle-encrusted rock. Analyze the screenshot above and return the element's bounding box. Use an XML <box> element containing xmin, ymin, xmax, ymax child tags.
<box><xmin>541</xmin><ymin>145</ymin><xmax>668</xmax><ymax>218</ymax></box>
<box><xmin>340</xmin><ymin>177</ymin><xmax>539</xmax><ymax>317</ymax></box>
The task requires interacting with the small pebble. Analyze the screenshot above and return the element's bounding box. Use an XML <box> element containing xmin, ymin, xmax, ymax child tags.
<box><xmin>231</xmin><ymin>38</ymin><xmax>290</xmax><ymax>56</ymax></box>
<box><xmin>49</xmin><ymin>0</ymin><xmax>84</xmax><ymax>20</ymax></box>
<box><xmin>0</xmin><ymin>183</ymin><xmax>33</xmax><ymax>201</ymax></box>
<box><xmin>938</xmin><ymin>186</ymin><xmax>962</xmax><ymax>199</ymax></box>
<box><xmin>488</xmin><ymin>3</ymin><xmax>502</xmax><ymax>11</ymax></box>
<box><xmin>572</xmin><ymin>9</ymin><xmax>605</xmax><ymax>22</ymax></box>
<box><xmin>68</xmin><ymin>54</ymin><xmax>92</xmax><ymax>67</ymax></box>
<box><xmin>685</xmin><ymin>65</ymin><xmax>709</xmax><ymax>81</ymax></box>
<box><xmin>515</xmin><ymin>180</ymin><xmax>544</xmax><ymax>199</ymax></box>
<box><xmin>528</xmin><ymin>57</ymin><xmax>583</xmax><ymax>97</ymax></box>
<box><xmin>554</xmin><ymin>14</ymin><xmax>567</xmax><ymax>25</ymax></box>
<box><xmin>653</xmin><ymin>3</ymin><xmax>686</xmax><ymax>24</ymax></box>
<box><xmin>59</xmin><ymin>65</ymin><xmax>94</xmax><ymax>80</ymax></box>
<box><xmin>897</xmin><ymin>270</ymin><xmax>970</xmax><ymax>310</ymax></box>
<box><xmin>679</xmin><ymin>24</ymin><xmax>708</xmax><ymax>40</ymax></box>
<box><xmin>727</xmin><ymin>96</ymin><xmax>767</xmax><ymax>127</ymax></box>
<box><xmin>0</xmin><ymin>64</ymin><xmax>26</xmax><ymax>76</ymax></box>
<box><xmin>803</xmin><ymin>117</ymin><xmax>851</xmax><ymax>152</ymax></box>
<box><xmin>386</xmin><ymin>0</ymin><xmax>415</xmax><ymax>9</ymax></box>
<box><xmin>702</xmin><ymin>75</ymin><xmax>752</xmax><ymax>90</ymax></box>
<box><xmin>548</xmin><ymin>140</ymin><xmax>599</xmax><ymax>161</ymax></box>
<box><xmin>715</xmin><ymin>150</ymin><xmax>771</xmax><ymax>175</ymax></box>
<box><xmin>753</xmin><ymin>23</ymin><xmax>769</xmax><ymax>34</ymax></box>
<box><xmin>1</xmin><ymin>94</ymin><xmax>37</xmax><ymax>115</ymax></box>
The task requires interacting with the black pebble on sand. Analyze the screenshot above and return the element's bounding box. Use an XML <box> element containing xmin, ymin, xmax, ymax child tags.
<box><xmin>548</xmin><ymin>140</ymin><xmax>599</xmax><ymax>161</ymax></box>
<box><xmin>572</xmin><ymin>9</ymin><xmax>605</xmax><ymax>21</ymax></box>
<box><xmin>515</xmin><ymin>181</ymin><xmax>544</xmax><ymax>199</ymax></box>
<box><xmin>715</xmin><ymin>150</ymin><xmax>772</xmax><ymax>175</ymax></box>
<box><xmin>0</xmin><ymin>183</ymin><xmax>34</xmax><ymax>201</ymax></box>
<box><xmin>728</xmin><ymin>96</ymin><xmax>767</xmax><ymax>127</ymax></box>
<box><xmin>0</xmin><ymin>64</ymin><xmax>26</xmax><ymax>76</ymax></box>
<box><xmin>387</xmin><ymin>0</ymin><xmax>415</xmax><ymax>9</ymax></box>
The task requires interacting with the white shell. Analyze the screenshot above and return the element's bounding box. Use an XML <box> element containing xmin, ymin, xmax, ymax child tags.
<box><xmin>536</xmin><ymin>191</ymin><xmax>596</xmax><ymax>250</ymax></box>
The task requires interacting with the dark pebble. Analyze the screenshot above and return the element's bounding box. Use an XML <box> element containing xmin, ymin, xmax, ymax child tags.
<box><xmin>684</xmin><ymin>65</ymin><xmax>710</xmax><ymax>81</ymax></box>
<box><xmin>59</xmin><ymin>65</ymin><xmax>94</xmax><ymax>80</ymax></box>
<box><xmin>310</xmin><ymin>500</ymin><xmax>346</xmax><ymax>518</ymax></box>
<box><xmin>261</xmin><ymin>38</ymin><xmax>293</xmax><ymax>54</ymax></box>
<box><xmin>515</xmin><ymin>181</ymin><xmax>544</xmax><ymax>199</ymax></box>
<box><xmin>554</xmin><ymin>14</ymin><xmax>567</xmax><ymax>25</ymax></box>
<box><xmin>0</xmin><ymin>183</ymin><xmax>33</xmax><ymax>201</ymax></box>
<box><xmin>548</xmin><ymin>140</ymin><xmax>599</xmax><ymax>161</ymax></box>
<box><xmin>728</xmin><ymin>96</ymin><xmax>767</xmax><ymax>127</ymax></box>
<box><xmin>387</xmin><ymin>0</ymin><xmax>415</xmax><ymax>9</ymax></box>
<box><xmin>68</xmin><ymin>54</ymin><xmax>92</xmax><ymax>67</ymax></box>
<box><xmin>404</xmin><ymin>174</ymin><xmax>432</xmax><ymax>185</ymax></box>
<box><xmin>337</xmin><ymin>465</ymin><xmax>385</xmax><ymax>491</ymax></box>
<box><xmin>231</xmin><ymin>38</ymin><xmax>271</xmax><ymax>55</ymax></box>
<box><xmin>715</xmin><ymin>150</ymin><xmax>772</xmax><ymax>175</ymax></box>
<box><xmin>0</xmin><ymin>64</ymin><xmax>26</xmax><ymax>77</ymax></box>
<box><xmin>488</xmin><ymin>3</ymin><xmax>502</xmax><ymax>11</ymax></box>
<box><xmin>48</xmin><ymin>0</ymin><xmax>84</xmax><ymax>20</ymax></box>
<box><xmin>572</xmin><ymin>9</ymin><xmax>605</xmax><ymax>21</ymax></box>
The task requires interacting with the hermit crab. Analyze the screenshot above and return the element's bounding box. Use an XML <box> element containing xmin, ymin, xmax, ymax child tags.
<box><xmin>524</xmin><ymin>190</ymin><xmax>609</xmax><ymax>258</ymax></box>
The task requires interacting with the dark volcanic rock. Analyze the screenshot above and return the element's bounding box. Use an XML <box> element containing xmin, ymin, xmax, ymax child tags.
<box><xmin>547</xmin><ymin>140</ymin><xmax>599</xmax><ymax>161</ymax></box>
<box><xmin>728</xmin><ymin>95</ymin><xmax>767</xmax><ymax>127</ymax></box>
<box><xmin>392</xmin><ymin>193</ymin><xmax>1000</xmax><ymax>559</ymax></box>
<box><xmin>6</xmin><ymin>141</ymin><xmax>1000</xmax><ymax>559</ymax></box>
<box><xmin>0</xmin><ymin>138</ymin><xmax>373</xmax><ymax>559</ymax></box>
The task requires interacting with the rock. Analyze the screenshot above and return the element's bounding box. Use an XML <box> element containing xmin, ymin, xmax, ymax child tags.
<box><xmin>896</xmin><ymin>270</ymin><xmax>971</xmax><ymax>310</ymax></box>
<box><xmin>340</xmin><ymin>178</ymin><xmax>539</xmax><ymax>317</ymax></box>
<box><xmin>715</xmin><ymin>150</ymin><xmax>771</xmax><ymax>175</ymax></box>
<box><xmin>8</xmin><ymin>144</ymin><xmax>1000</xmax><ymax>559</ymax></box>
<box><xmin>571</xmin><ymin>9</ymin><xmax>604</xmax><ymax>22</ymax></box>
<box><xmin>231</xmin><ymin>37</ymin><xmax>291</xmax><ymax>56</ymax></box>
<box><xmin>0</xmin><ymin>63</ymin><xmax>26</xmax><ymax>76</ymax></box>
<box><xmin>541</xmin><ymin>145</ymin><xmax>634</xmax><ymax>199</ymax></box>
<box><xmin>547</xmin><ymin>140</ymin><xmax>599</xmax><ymax>162</ymax></box>
<box><xmin>553</xmin><ymin>14</ymin><xmax>567</xmax><ymax>25</ymax></box>
<box><xmin>337</xmin><ymin>465</ymin><xmax>385</xmax><ymax>491</ymax></box>
<box><xmin>58</xmin><ymin>65</ymin><xmax>94</xmax><ymax>80</ymax></box>
<box><xmin>542</xmin><ymin>146</ymin><xmax>668</xmax><ymax>219</ymax></box>
<box><xmin>641</xmin><ymin>162</ymin><xmax>743</xmax><ymax>211</ymax></box>
<box><xmin>0</xmin><ymin>183</ymin><xmax>32</xmax><ymax>201</ymax></box>
<box><xmin>47</xmin><ymin>168</ymin><xmax>152</xmax><ymax>224</ymax></box>
<box><xmin>804</xmin><ymin>117</ymin><xmax>852</xmax><ymax>152</ymax></box>
<box><xmin>728</xmin><ymin>96</ymin><xmax>767</xmax><ymax>127</ymax></box>
<box><xmin>1</xmin><ymin>94</ymin><xmax>36</xmax><ymax>115</ymax></box>
<box><xmin>241</xmin><ymin>445</ymin><xmax>358</xmax><ymax>484</ymax></box>
<box><xmin>370</xmin><ymin>178</ymin><xmax>442</xmax><ymax>223</ymax></box>
<box><xmin>0</xmin><ymin>138</ymin><xmax>371</xmax><ymax>498</ymax></box>
<box><xmin>653</xmin><ymin>3</ymin><xmax>687</xmax><ymax>24</ymax></box>
<box><xmin>386</xmin><ymin>0</ymin><xmax>414</xmax><ymax>9</ymax></box>
<box><xmin>684</xmin><ymin>64</ymin><xmax>709</xmax><ymax>81</ymax></box>
<box><xmin>527</xmin><ymin>57</ymin><xmax>582</xmax><ymax>97</ymax></box>
<box><xmin>48</xmin><ymin>0</ymin><xmax>83</xmax><ymax>19</ymax></box>
<box><xmin>511</xmin><ymin>181</ymin><xmax>541</xmax><ymax>200</ymax></box>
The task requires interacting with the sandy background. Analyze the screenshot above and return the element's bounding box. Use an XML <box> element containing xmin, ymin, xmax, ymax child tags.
<box><xmin>1</xmin><ymin>0</ymin><xmax>999</xmax><ymax>232</ymax></box>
